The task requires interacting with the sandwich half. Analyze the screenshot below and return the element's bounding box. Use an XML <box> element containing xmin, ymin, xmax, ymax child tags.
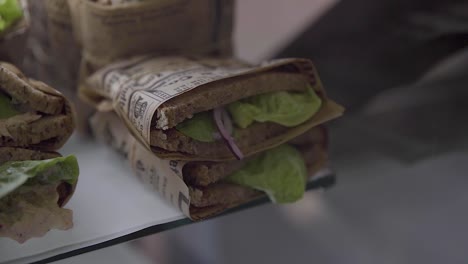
<box><xmin>150</xmin><ymin>71</ymin><xmax>334</xmax><ymax>161</ymax></box>
<box><xmin>83</xmin><ymin>57</ymin><xmax>344</xmax><ymax>161</ymax></box>
<box><xmin>0</xmin><ymin>147</ymin><xmax>79</xmax><ymax>243</ymax></box>
<box><xmin>182</xmin><ymin>127</ymin><xmax>329</xmax><ymax>219</ymax></box>
<box><xmin>91</xmin><ymin>111</ymin><xmax>332</xmax><ymax>220</ymax></box>
<box><xmin>0</xmin><ymin>62</ymin><xmax>74</xmax><ymax>150</ymax></box>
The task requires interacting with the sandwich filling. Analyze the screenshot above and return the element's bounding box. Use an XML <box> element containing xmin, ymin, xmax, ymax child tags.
<box><xmin>0</xmin><ymin>91</ymin><xmax>45</xmax><ymax>142</ymax></box>
<box><xmin>0</xmin><ymin>0</ymin><xmax>23</xmax><ymax>34</ymax></box>
<box><xmin>176</xmin><ymin>85</ymin><xmax>322</xmax><ymax>159</ymax></box>
<box><xmin>0</xmin><ymin>64</ymin><xmax>74</xmax><ymax>150</ymax></box>
<box><xmin>225</xmin><ymin>144</ymin><xmax>308</xmax><ymax>203</ymax></box>
<box><xmin>188</xmin><ymin>143</ymin><xmax>322</xmax><ymax>208</ymax></box>
<box><xmin>0</xmin><ymin>155</ymin><xmax>79</xmax><ymax>243</ymax></box>
<box><xmin>0</xmin><ymin>91</ymin><xmax>19</xmax><ymax>119</ymax></box>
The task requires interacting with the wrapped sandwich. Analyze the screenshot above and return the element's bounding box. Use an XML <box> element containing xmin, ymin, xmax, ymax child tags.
<box><xmin>67</xmin><ymin>0</ymin><xmax>234</xmax><ymax>70</ymax></box>
<box><xmin>0</xmin><ymin>63</ymin><xmax>74</xmax><ymax>150</ymax></box>
<box><xmin>0</xmin><ymin>62</ymin><xmax>79</xmax><ymax>243</ymax></box>
<box><xmin>0</xmin><ymin>151</ymin><xmax>78</xmax><ymax>243</ymax></box>
<box><xmin>82</xmin><ymin>56</ymin><xmax>343</xmax><ymax>161</ymax></box>
<box><xmin>86</xmin><ymin>57</ymin><xmax>343</xmax><ymax>219</ymax></box>
<box><xmin>92</xmin><ymin>112</ymin><xmax>334</xmax><ymax>220</ymax></box>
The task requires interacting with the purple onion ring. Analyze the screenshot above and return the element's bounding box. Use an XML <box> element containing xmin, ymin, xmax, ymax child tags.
<box><xmin>213</xmin><ymin>107</ymin><xmax>244</xmax><ymax>160</ymax></box>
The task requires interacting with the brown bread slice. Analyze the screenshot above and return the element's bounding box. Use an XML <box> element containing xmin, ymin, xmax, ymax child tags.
<box><xmin>151</xmin><ymin>122</ymin><xmax>286</xmax><ymax>158</ymax></box>
<box><xmin>151</xmin><ymin>121</ymin><xmax>326</xmax><ymax>160</ymax></box>
<box><xmin>183</xmin><ymin>127</ymin><xmax>326</xmax><ymax>187</ymax></box>
<box><xmin>0</xmin><ymin>147</ymin><xmax>60</xmax><ymax>164</ymax></box>
<box><xmin>0</xmin><ymin>115</ymin><xmax>74</xmax><ymax>150</ymax></box>
<box><xmin>0</xmin><ymin>64</ymin><xmax>64</xmax><ymax>115</ymax></box>
<box><xmin>153</xmin><ymin>72</ymin><xmax>311</xmax><ymax>130</ymax></box>
<box><xmin>189</xmin><ymin>183</ymin><xmax>261</xmax><ymax>208</ymax></box>
<box><xmin>188</xmin><ymin>139</ymin><xmax>328</xmax><ymax>208</ymax></box>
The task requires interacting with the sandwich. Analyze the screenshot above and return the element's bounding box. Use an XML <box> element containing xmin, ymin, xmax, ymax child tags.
<box><xmin>68</xmin><ymin>1</ymin><xmax>233</xmax><ymax>71</ymax></box>
<box><xmin>184</xmin><ymin>127</ymin><xmax>330</xmax><ymax>219</ymax></box>
<box><xmin>152</xmin><ymin>72</ymin><xmax>325</xmax><ymax>160</ymax></box>
<box><xmin>0</xmin><ymin>149</ymin><xmax>79</xmax><ymax>243</ymax></box>
<box><xmin>86</xmin><ymin>57</ymin><xmax>343</xmax><ymax>219</ymax></box>
<box><xmin>83</xmin><ymin>56</ymin><xmax>344</xmax><ymax>161</ymax></box>
<box><xmin>91</xmin><ymin>111</ymin><xmax>332</xmax><ymax>219</ymax></box>
<box><xmin>0</xmin><ymin>62</ymin><xmax>74</xmax><ymax>150</ymax></box>
<box><xmin>0</xmin><ymin>62</ymin><xmax>79</xmax><ymax>243</ymax></box>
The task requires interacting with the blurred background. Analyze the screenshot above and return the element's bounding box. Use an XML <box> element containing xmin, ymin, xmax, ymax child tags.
<box><xmin>57</xmin><ymin>0</ymin><xmax>468</xmax><ymax>263</ymax></box>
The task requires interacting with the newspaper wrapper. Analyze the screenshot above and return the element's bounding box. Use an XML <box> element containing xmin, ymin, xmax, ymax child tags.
<box><xmin>67</xmin><ymin>0</ymin><xmax>234</xmax><ymax>70</ymax></box>
<box><xmin>82</xmin><ymin>56</ymin><xmax>345</xmax><ymax>161</ymax></box>
<box><xmin>90</xmin><ymin>111</ymin><xmax>330</xmax><ymax>220</ymax></box>
<box><xmin>0</xmin><ymin>0</ymin><xmax>29</xmax><ymax>65</ymax></box>
<box><xmin>90</xmin><ymin>111</ymin><xmax>191</xmax><ymax>217</ymax></box>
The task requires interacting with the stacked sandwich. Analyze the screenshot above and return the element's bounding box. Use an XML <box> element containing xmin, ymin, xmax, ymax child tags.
<box><xmin>84</xmin><ymin>56</ymin><xmax>344</xmax><ymax>219</ymax></box>
<box><xmin>0</xmin><ymin>62</ymin><xmax>79</xmax><ymax>243</ymax></box>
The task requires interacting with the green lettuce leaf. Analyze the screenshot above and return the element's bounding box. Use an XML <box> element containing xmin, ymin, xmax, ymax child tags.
<box><xmin>176</xmin><ymin>87</ymin><xmax>321</xmax><ymax>142</ymax></box>
<box><xmin>0</xmin><ymin>184</ymin><xmax>73</xmax><ymax>243</ymax></box>
<box><xmin>0</xmin><ymin>92</ymin><xmax>19</xmax><ymax>119</ymax></box>
<box><xmin>0</xmin><ymin>0</ymin><xmax>23</xmax><ymax>33</ymax></box>
<box><xmin>175</xmin><ymin>111</ymin><xmax>217</xmax><ymax>142</ymax></box>
<box><xmin>228</xmin><ymin>85</ymin><xmax>322</xmax><ymax>128</ymax></box>
<box><xmin>0</xmin><ymin>156</ymin><xmax>78</xmax><ymax>243</ymax></box>
<box><xmin>0</xmin><ymin>155</ymin><xmax>79</xmax><ymax>199</ymax></box>
<box><xmin>226</xmin><ymin>144</ymin><xmax>307</xmax><ymax>203</ymax></box>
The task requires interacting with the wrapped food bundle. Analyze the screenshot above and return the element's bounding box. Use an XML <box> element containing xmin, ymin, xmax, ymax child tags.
<box><xmin>92</xmin><ymin>111</ymin><xmax>334</xmax><ymax>219</ymax></box>
<box><xmin>85</xmin><ymin>56</ymin><xmax>344</xmax><ymax>219</ymax></box>
<box><xmin>0</xmin><ymin>62</ymin><xmax>79</xmax><ymax>243</ymax></box>
<box><xmin>0</xmin><ymin>0</ymin><xmax>28</xmax><ymax>65</ymax></box>
<box><xmin>67</xmin><ymin>0</ymin><xmax>234</xmax><ymax>71</ymax></box>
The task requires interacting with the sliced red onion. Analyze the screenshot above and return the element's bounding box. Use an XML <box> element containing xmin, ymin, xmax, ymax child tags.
<box><xmin>221</xmin><ymin>109</ymin><xmax>233</xmax><ymax>135</ymax></box>
<box><xmin>213</xmin><ymin>107</ymin><xmax>244</xmax><ymax>160</ymax></box>
<box><xmin>212</xmin><ymin>111</ymin><xmax>233</xmax><ymax>140</ymax></box>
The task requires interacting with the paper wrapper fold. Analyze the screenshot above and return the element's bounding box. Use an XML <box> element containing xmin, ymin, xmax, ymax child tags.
<box><xmin>91</xmin><ymin>111</ymin><xmax>329</xmax><ymax>220</ymax></box>
<box><xmin>67</xmin><ymin>0</ymin><xmax>234</xmax><ymax>70</ymax></box>
<box><xmin>82</xmin><ymin>56</ymin><xmax>345</xmax><ymax>161</ymax></box>
<box><xmin>91</xmin><ymin>111</ymin><xmax>191</xmax><ymax>216</ymax></box>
